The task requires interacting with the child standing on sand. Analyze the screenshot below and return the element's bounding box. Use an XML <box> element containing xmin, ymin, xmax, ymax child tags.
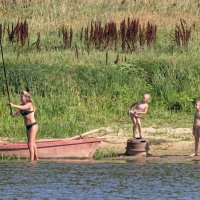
<box><xmin>191</xmin><ymin>100</ymin><xmax>200</xmax><ymax>156</ymax></box>
<box><xmin>128</xmin><ymin>94</ymin><xmax>151</xmax><ymax>139</ymax></box>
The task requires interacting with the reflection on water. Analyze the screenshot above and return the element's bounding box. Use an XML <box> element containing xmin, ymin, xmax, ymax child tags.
<box><xmin>0</xmin><ymin>160</ymin><xmax>200</xmax><ymax>200</ymax></box>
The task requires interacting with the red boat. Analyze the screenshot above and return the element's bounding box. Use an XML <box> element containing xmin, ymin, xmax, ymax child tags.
<box><xmin>0</xmin><ymin>137</ymin><xmax>106</xmax><ymax>159</ymax></box>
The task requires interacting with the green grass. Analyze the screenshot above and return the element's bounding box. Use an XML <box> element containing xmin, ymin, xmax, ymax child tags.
<box><xmin>0</xmin><ymin>50</ymin><xmax>198</xmax><ymax>140</ymax></box>
<box><xmin>0</xmin><ymin>1</ymin><xmax>199</xmax><ymax>141</ymax></box>
<box><xmin>93</xmin><ymin>148</ymin><xmax>118</xmax><ymax>160</ymax></box>
<box><xmin>149</xmin><ymin>131</ymin><xmax>193</xmax><ymax>141</ymax></box>
<box><xmin>0</xmin><ymin>153</ymin><xmax>23</xmax><ymax>160</ymax></box>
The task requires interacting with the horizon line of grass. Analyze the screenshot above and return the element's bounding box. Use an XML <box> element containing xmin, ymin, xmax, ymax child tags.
<box><xmin>1</xmin><ymin>0</ymin><xmax>199</xmax><ymax>32</ymax></box>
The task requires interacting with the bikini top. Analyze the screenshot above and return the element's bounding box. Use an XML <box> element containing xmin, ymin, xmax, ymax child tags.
<box><xmin>20</xmin><ymin>109</ymin><xmax>34</xmax><ymax>116</ymax></box>
<box><xmin>135</xmin><ymin>102</ymin><xmax>147</xmax><ymax>110</ymax></box>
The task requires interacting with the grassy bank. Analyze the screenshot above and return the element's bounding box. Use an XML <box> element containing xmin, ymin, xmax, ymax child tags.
<box><xmin>0</xmin><ymin>0</ymin><xmax>199</xmax><ymax>141</ymax></box>
<box><xmin>0</xmin><ymin>50</ymin><xmax>198</xmax><ymax>140</ymax></box>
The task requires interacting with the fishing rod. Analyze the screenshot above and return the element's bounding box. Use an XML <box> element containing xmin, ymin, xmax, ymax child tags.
<box><xmin>0</xmin><ymin>40</ymin><xmax>12</xmax><ymax>114</ymax></box>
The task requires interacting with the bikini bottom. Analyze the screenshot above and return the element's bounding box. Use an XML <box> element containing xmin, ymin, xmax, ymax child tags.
<box><xmin>193</xmin><ymin>126</ymin><xmax>200</xmax><ymax>136</ymax></box>
<box><xmin>26</xmin><ymin>122</ymin><xmax>38</xmax><ymax>130</ymax></box>
<box><xmin>130</xmin><ymin>111</ymin><xmax>140</xmax><ymax>118</ymax></box>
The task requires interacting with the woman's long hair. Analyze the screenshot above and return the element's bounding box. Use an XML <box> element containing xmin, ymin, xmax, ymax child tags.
<box><xmin>21</xmin><ymin>91</ymin><xmax>36</xmax><ymax>111</ymax></box>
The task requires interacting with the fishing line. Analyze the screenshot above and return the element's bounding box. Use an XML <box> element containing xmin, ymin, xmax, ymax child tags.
<box><xmin>0</xmin><ymin>40</ymin><xmax>12</xmax><ymax>114</ymax></box>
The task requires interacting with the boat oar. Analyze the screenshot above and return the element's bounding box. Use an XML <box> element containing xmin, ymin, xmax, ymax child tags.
<box><xmin>0</xmin><ymin>40</ymin><xmax>12</xmax><ymax>114</ymax></box>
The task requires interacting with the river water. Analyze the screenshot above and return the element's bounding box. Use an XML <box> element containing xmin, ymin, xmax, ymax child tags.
<box><xmin>0</xmin><ymin>159</ymin><xmax>200</xmax><ymax>200</ymax></box>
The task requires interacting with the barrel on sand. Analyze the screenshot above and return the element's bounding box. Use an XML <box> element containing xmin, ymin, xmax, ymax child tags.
<box><xmin>125</xmin><ymin>138</ymin><xmax>150</xmax><ymax>156</ymax></box>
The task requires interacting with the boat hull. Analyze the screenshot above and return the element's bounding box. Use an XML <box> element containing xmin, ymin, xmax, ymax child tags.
<box><xmin>0</xmin><ymin>138</ymin><xmax>106</xmax><ymax>159</ymax></box>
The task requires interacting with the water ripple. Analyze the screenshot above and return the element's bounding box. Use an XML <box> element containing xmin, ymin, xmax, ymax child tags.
<box><xmin>0</xmin><ymin>161</ymin><xmax>200</xmax><ymax>200</ymax></box>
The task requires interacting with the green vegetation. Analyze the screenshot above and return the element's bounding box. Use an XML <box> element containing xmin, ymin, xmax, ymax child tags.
<box><xmin>0</xmin><ymin>153</ymin><xmax>22</xmax><ymax>160</ymax></box>
<box><xmin>0</xmin><ymin>0</ymin><xmax>199</xmax><ymax>141</ymax></box>
<box><xmin>149</xmin><ymin>130</ymin><xmax>193</xmax><ymax>144</ymax></box>
<box><xmin>94</xmin><ymin>148</ymin><xmax>118</xmax><ymax>160</ymax></box>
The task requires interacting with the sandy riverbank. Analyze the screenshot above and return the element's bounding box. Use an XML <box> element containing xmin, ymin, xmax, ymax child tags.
<box><xmin>0</xmin><ymin>125</ymin><xmax>197</xmax><ymax>162</ymax></box>
<box><xmin>91</xmin><ymin>125</ymin><xmax>200</xmax><ymax>163</ymax></box>
<box><xmin>83</xmin><ymin>126</ymin><xmax>195</xmax><ymax>158</ymax></box>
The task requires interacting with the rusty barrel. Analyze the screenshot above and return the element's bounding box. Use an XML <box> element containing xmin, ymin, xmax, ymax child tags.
<box><xmin>125</xmin><ymin>138</ymin><xmax>149</xmax><ymax>156</ymax></box>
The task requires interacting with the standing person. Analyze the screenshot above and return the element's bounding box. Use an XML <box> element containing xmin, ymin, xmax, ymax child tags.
<box><xmin>190</xmin><ymin>100</ymin><xmax>200</xmax><ymax>157</ymax></box>
<box><xmin>128</xmin><ymin>94</ymin><xmax>151</xmax><ymax>139</ymax></box>
<box><xmin>9</xmin><ymin>91</ymin><xmax>38</xmax><ymax>161</ymax></box>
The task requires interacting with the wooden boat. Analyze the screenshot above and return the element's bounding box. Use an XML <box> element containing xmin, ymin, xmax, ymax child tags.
<box><xmin>0</xmin><ymin>137</ymin><xmax>106</xmax><ymax>159</ymax></box>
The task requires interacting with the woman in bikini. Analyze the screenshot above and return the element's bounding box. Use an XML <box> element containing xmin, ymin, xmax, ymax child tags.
<box><xmin>9</xmin><ymin>91</ymin><xmax>38</xmax><ymax>161</ymax></box>
<box><xmin>191</xmin><ymin>100</ymin><xmax>200</xmax><ymax>157</ymax></box>
<box><xmin>128</xmin><ymin>94</ymin><xmax>151</xmax><ymax>139</ymax></box>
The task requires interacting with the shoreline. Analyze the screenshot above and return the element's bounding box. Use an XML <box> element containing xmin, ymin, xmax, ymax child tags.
<box><xmin>95</xmin><ymin>126</ymin><xmax>195</xmax><ymax>160</ymax></box>
<box><xmin>0</xmin><ymin>126</ymin><xmax>196</xmax><ymax>162</ymax></box>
